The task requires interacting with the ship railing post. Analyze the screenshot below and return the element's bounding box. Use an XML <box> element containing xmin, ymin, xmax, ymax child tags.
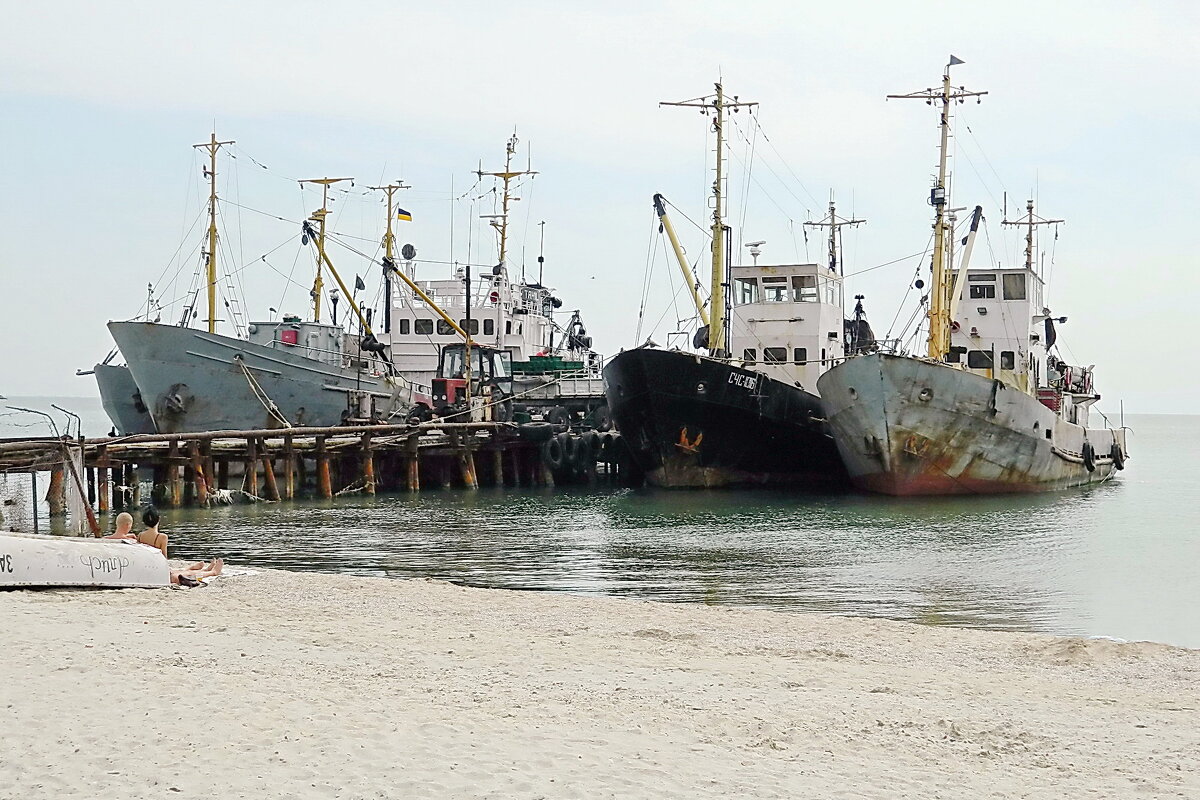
<box><xmin>316</xmin><ymin>435</ymin><xmax>333</xmax><ymax>499</ymax></box>
<box><xmin>492</xmin><ymin>441</ymin><xmax>504</xmax><ymax>487</ymax></box>
<box><xmin>406</xmin><ymin>432</ymin><xmax>420</xmax><ymax>491</ymax></box>
<box><xmin>361</xmin><ymin>432</ymin><xmax>376</xmax><ymax>495</ymax></box>
<box><xmin>189</xmin><ymin>440</ymin><xmax>209</xmax><ymax>507</ymax></box>
<box><xmin>242</xmin><ymin>437</ymin><xmax>259</xmax><ymax>498</ymax></box>
<box><xmin>48</xmin><ymin>462</ymin><xmax>67</xmax><ymax>517</ymax></box>
<box><xmin>460</xmin><ymin>431</ymin><xmax>478</xmax><ymax>490</ymax></box>
<box><xmin>260</xmin><ymin>439</ymin><xmax>281</xmax><ymax>502</ymax></box>
<box><xmin>95</xmin><ymin>446</ymin><xmax>109</xmax><ymax>514</ymax></box>
<box><xmin>282</xmin><ymin>435</ymin><xmax>296</xmax><ymax>500</ymax></box>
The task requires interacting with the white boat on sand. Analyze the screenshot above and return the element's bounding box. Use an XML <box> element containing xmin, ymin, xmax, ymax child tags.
<box><xmin>0</xmin><ymin>533</ymin><xmax>170</xmax><ymax>589</ymax></box>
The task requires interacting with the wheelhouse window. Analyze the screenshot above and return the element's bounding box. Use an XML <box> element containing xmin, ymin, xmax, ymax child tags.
<box><xmin>742</xmin><ymin>348</ymin><xmax>756</xmax><ymax>363</ymax></box>
<box><xmin>414</xmin><ymin>318</ymin><xmax>434</xmax><ymax>335</ymax></box>
<box><xmin>969</xmin><ymin>284</ymin><xmax>996</xmax><ymax>299</ymax></box>
<box><xmin>762</xmin><ymin>276</ymin><xmax>789</xmax><ymax>302</ymax></box>
<box><xmin>1002</xmin><ymin>273</ymin><xmax>1027</xmax><ymax>301</ymax></box>
<box><xmin>823</xmin><ymin>279</ymin><xmax>841</xmax><ymax>306</ymax></box>
<box><xmin>1000</xmin><ymin>350</ymin><xmax>1015</xmax><ymax>370</ymax></box>
<box><xmin>794</xmin><ymin>347</ymin><xmax>808</xmax><ymax>364</ymax></box>
<box><xmin>483</xmin><ymin>318</ymin><xmax>495</xmax><ymax>336</ymax></box>
<box><xmin>397</xmin><ymin>318</ymin><xmax>410</xmax><ymax>335</ymax></box>
<box><xmin>967</xmin><ymin>350</ymin><xmax>994</xmax><ymax>369</ymax></box>
<box><xmin>505</xmin><ymin>321</ymin><xmax>512</xmax><ymax>335</ymax></box>
<box><xmin>458</xmin><ymin>318</ymin><xmax>480</xmax><ymax>335</ymax></box>
<box><xmin>737</xmin><ymin>278</ymin><xmax>760</xmax><ymax>305</ymax></box>
<box><xmin>437</xmin><ymin>319</ymin><xmax>455</xmax><ymax>336</ymax></box>
<box><xmin>792</xmin><ymin>275</ymin><xmax>818</xmax><ymax>302</ymax></box>
<box><xmin>946</xmin><ymin>346</ymin><xmax>966</xmax><ymax>364</ymax></box>
<box><xmin>763</xmin><ymin>347</ymin><xmax>787</xmax><ymax>363</ymax></box>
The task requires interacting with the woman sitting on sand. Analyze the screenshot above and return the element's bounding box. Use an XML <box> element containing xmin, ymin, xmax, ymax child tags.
<box><xmin>137</xmin><ymin>507</ymin><xmax>168</xmax><ymax>558</ymax></box>
<box><xmin>101</xmin><ymin>507</ymin><xmax>168</xmax><ymax>558</ymax></box>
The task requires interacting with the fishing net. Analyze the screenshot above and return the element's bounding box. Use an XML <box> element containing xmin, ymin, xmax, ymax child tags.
<box><xmin>0</xmin><ymin>471</ymin><xmax>35</xmax><ymax>533</ymax></box>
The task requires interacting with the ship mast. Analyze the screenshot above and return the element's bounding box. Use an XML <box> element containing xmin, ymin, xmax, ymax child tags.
<box><xmin>889</xmin><ymin>56</ymin><xmax>986</xmax><ymax>360</ymax></box>
<box><xmin>476</xmin><ymin>133</ymin><xmax>537</xmax><ymax>271</ymax></box>
<box><xmin>193</xmin><ymin>132</ymin><xmax>234</xmax><ymax>334</ymax></box>
<box><xmin>300</xmin><ymin>177</ymin><xmax>353</xmax><ymax>324</ymax></box>
<box><xmin>662</xmin><ymin>83</ymin><xmax>757</xmax><ymax>356</ymax></box>
<box><xmin>1002</xmin><ymin>199</ymin><xmax>1063</xmax><ymax>277</ymax></box>
<box><xmin>369</xmin><ymin>182</ymin><xmax>411</xmax><ymax>334</ymax></box>
<box><xmin>803</xmin><ymin>198</ymin><xmax>866</xmax><ymax>275</ymax></box>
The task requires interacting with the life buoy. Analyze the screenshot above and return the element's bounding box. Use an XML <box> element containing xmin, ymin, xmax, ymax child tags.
<box><xmin>542</xmin><ymin>434</ymin><xmax>566</xmax><ymax>471</ymax></box>
<box><xmin>1082</xmin><ymin>442</ymin><xmax>1096</xmax><ymax>473</ymax></box>
<box><xmin>1110</xmin><ymin>442</ymin><xmax>1126</xmax><ymax>471</ymax></box>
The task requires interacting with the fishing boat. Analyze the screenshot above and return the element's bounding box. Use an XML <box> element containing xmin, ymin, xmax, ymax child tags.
<box><xmin>90</xmin><ymin>358</ymin><xmax>155</xmax><ymax>435</ymax></box>
<box><xmin>109</xmin><ymin>145</ymin><xmax>414</xmax><ymax>433</ymax></box>
<box><xmin>99</xmin><ymin>133</ymin><xmax>603</xmax><ymax>433</ymax></box>
<box><xmin>603</xmin><ymin>85</ymin><xmax>869</xmax><ymax>488</ymax></box>
<box><xmin>377</xmin><ymin>134</ymin><xmax>605</xmax><ymax>412</ymax></box>
<box><xmin>0</xmin><ymin>532</ymin><xmax>169</xmax><ymax>588</ymax></box>
<box><xmin>816</xmin><ymin>57</ymin><xmax>1129</xmax><ymax>495</ymax></box>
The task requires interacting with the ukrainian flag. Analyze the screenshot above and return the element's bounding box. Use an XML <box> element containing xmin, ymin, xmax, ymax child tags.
<box><xmin>396</xmin><ymin>208</ymin><xmax>413</xmax><ymax>222</ymax></box>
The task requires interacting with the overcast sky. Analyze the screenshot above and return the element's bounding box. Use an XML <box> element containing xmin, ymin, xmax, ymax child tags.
<box><xmin>2</xmin><ymin>1</ymin><xmax>1196</xmax><ymax>414</ymax></box>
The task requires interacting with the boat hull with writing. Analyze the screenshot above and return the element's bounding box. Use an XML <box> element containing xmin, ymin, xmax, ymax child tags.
<box><xmin>108</xmin><ymin>321</ymin><xmax>404</xmax><ymax>433</ymax></box>
<box><xmin>603</xmin><ymin>347</ymin><xmax>848</xmax><ymax>488</ymax></box>
<box><xmin>0</xmin><ymin>532</ymin><xmax>169</xmax><ymax>588</ymax></box>
<box><xmin>817</xmin><ymin>353</ymin><xmax>1125</xmax><ymax>495</ymax></box>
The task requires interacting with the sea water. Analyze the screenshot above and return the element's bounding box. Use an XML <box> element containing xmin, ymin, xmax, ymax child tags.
<box><xmin>3</xmin><ymin>398</ymin><xmax>1197</xmax><ymax>647</ymax></box>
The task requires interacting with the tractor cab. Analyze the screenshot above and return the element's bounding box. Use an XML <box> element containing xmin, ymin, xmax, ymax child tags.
<box><xmin>432</xmin><ymin>343</ymin><xmax>513</xmax><ymax>418</ymax></box>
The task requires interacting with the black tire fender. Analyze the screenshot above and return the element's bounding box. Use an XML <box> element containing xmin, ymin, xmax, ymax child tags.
<box><xmin>519</xmin><ymin>421</ymin><xmax>554</xmax><ymax>443</ymax></box>
<box><xmin>1082</xmin><ymin>441</ymin><xmax>1096</xmax><ymax>473</ymax></box>
<box><xmin>1110</xmin><ymin>442</ymin><xmax>1125</xmax><ymax>470</ymax></box>
<box><xmin>542</xmin><ymin>434</ymin><xmax>566</xmax><ymax>471</ymax></box>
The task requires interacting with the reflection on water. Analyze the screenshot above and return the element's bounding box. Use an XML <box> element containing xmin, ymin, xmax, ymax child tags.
<box><xmin>158</xmin><ymin>479</ymin><xmax>1132</xmax><ymax>641</ymax></box>
<box><xmin>11</xmin><ymin>404</ymin><xmax>1200</xmax><ymax>648</ymax></box>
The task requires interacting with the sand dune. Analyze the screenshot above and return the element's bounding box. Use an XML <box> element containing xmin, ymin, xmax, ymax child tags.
<box><xmin>2</xmin><ymin>570</ymin><xmax>1197</xmax><ymax>798</ymax></box>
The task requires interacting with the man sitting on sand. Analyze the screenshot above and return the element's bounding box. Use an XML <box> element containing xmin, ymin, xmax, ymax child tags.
<box><xmin>101</xmin><ymin>508</ymin><xmax>169</xmax><ymax>558</ymax></box>
<box><xmin>102</xmin><ymin>512</ymin><xmax>136</xmax><ymax>542</ymax></box>
<box><xmin>171</xmin><ymin>558</ymin><xmax>223</xmax><ymax>587</ymax></box>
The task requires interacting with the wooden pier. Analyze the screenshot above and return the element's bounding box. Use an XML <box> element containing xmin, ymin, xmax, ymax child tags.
<box><xmin>0</xmin><ymin>422</ymin><xmax>633</xmax><ymax>532</ymax></box>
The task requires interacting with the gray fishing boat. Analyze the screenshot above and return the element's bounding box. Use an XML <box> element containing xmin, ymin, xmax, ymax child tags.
<box><xmin>89</xmin><ymin>360</ymin><xmax>155</xmax><ymax>435</ymax></box>
<box><xmin>816</xmin><ymin>57</ymin><xmax>1128</xmax><ymax>495</ymax></box>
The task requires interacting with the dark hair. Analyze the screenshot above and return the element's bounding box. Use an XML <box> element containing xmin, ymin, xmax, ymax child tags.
<box><xmin>142</xmin><ymin>506</ymin><xmax>161</xmax><ymax>528</ymax></box>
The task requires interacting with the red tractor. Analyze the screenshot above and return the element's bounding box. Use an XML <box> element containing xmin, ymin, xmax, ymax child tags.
<box><xmin>431</xmin><ymin>343</ymin><xmax>514</xmax><ymax>422</ymax></box>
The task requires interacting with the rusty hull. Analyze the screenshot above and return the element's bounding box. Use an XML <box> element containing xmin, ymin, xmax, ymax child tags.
<box><xmin>817</xmin><ymin>353</ymin><xmax>1126</xmax><ymax>495</ymax></box>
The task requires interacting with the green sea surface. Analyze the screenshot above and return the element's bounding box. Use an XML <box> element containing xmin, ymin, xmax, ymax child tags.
<box><xmin>3</xmin><ymin>398</ymin><xmax>1196</xmax><ymax>647</ymax></box>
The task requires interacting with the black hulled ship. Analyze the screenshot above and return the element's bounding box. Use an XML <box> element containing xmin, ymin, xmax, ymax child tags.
<box><xmin>603</xmin><ymin>83</ymin><xmax>870</xmax><ymax>488</ymax></box>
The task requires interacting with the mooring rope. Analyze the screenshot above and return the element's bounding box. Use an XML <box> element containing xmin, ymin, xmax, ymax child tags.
<box><xmin>235</xmin><ymin>357</ymin><xmax>292</xmax><ymax>428</ymax></box>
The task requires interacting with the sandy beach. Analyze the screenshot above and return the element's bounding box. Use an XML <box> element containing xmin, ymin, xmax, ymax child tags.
<box><xmin>2</xmin><ymin>569</ymin><xmax>1197</xmax><ymax>799</ymax></box>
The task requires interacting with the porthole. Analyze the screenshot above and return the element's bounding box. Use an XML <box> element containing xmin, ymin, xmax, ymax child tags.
<box><xmin>918</xmin><ymin>387</ymin><xmax>933</xmax><ymax>402</ymax></box>
<box><xmin>696</xmin><ymin>382</ymin><xmax>707</xmax><ymax>394</ymax></box>
<box><xmin>848</xmin><ymin>387</ymin><xmax>858</xmax><ymax>399</ymax></box>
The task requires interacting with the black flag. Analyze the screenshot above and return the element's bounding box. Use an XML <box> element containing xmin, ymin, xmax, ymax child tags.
<box><xmin>354</xmin><ymin>274</ymin><xmax>366</xmax><ymax>291</ymax></box>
